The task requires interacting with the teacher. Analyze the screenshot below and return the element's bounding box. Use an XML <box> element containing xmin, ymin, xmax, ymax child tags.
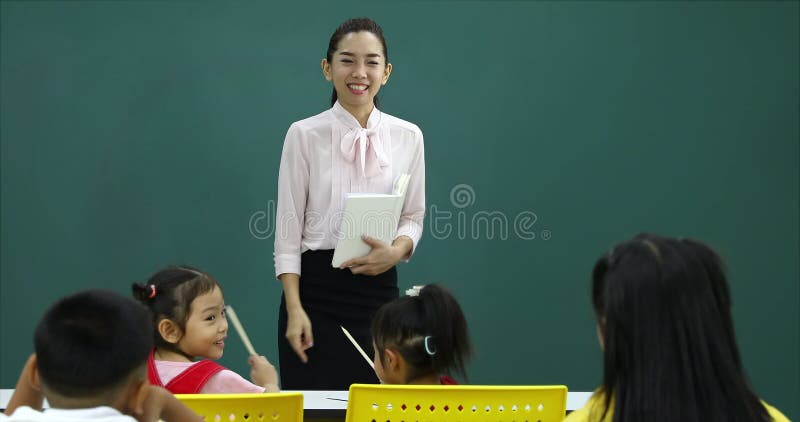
<box><xmin>274</xmin><ymin>17</ymin><xmax>425</xmax><ymax>390</ymax></box>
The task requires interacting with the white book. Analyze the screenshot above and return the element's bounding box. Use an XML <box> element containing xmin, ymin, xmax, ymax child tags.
<box><xmin>331</xmin><ymin>174</ymin><xmax>410</xmax><ymax>268</ymax></box>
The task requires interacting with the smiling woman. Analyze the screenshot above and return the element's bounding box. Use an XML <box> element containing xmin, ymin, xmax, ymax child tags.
<box><xmin>323</xmin><ymin>29</ymin><xmax>392</xmax><ymax>114</ymax></box>
<box><xmin>273</xmin><ymin>18</ymin><xmax>426</xmax><ymax>390</ymax></box>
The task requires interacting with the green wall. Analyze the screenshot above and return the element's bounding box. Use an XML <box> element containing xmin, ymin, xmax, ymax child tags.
<box><xmin>1</xmin><ymin>1</ymin><xmax>797</xmax><ymax>417</ymax></box>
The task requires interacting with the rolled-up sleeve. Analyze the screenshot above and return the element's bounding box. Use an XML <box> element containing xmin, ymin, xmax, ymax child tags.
<box><xmin>395</xmin><ymin>130</ymin><xmax>425</xmax><ymax>257</ymax></box>
<box><xmin>274</xmin><ymin>124</ymin><xmax>308</xmax><ymax>278</ymax></box>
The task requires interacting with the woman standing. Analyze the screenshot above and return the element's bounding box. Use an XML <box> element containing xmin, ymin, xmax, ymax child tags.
<box><xmin>274</xmin><ymin>18</ymin><xmax>425</xmax><ymax>390</ymax></box>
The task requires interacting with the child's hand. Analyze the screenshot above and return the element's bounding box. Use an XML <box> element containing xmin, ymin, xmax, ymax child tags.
<box><xmin>248</xmin><ymin>355</ymin><xmax>280</xmax><ymax>392</ymax></box>
<box><xmin>4</xmin><ymin>353</ymin><xmax>44</xmax><ymax>415</ymax></box>
<box><xmin>136</xmin><ymin>385</ymin><xmax>202</xmax><ymax>422</ymax></box>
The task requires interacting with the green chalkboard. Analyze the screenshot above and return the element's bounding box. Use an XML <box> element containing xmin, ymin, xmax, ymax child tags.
<box><xmin>1</xmin><ymin>1</ymin><xmax>797</xmax><ymax>418</ymax></box>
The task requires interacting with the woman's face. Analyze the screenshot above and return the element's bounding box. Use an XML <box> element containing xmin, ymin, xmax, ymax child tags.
<box><xmin>323</xmin><ymin>31</ymin><xmax>392</xmax><ymax>115</ymax></box>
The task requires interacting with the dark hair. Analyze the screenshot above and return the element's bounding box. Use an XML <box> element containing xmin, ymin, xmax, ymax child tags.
<box><xmin>34</xmin><ymin>290</ymin><xmax>152</xmax><ymax>397</ymax></box>
<box><xmin>591</xmin><ymin>234</ymin><xmax>771</xmax><ymax>421</ymax></box>
<box><xmin>326</xmin><ymin>17</ymin><xmax>388</xmax><ymax>108</ymax></box>
<box><xmin>132</xmin><ymin>265</ymin><xmax>219</xmax><ymax>356</ymax></box>
<box><xmin>371</xmin><ymin>284</ymin><xmax>472</xmax><ymax>383</ymax></box>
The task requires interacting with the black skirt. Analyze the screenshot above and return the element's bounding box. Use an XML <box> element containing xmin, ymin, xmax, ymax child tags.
<box><xmin>277</xmin><ymin>249</ymin><xmax>398</xmax><ymax>390</ymax></box>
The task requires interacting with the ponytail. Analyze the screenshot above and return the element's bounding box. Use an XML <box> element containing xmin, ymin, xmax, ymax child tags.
<box><xmin>371</xmin><ymin>284</ymin><xmax>472</xmax><ymax>382</ymax></box>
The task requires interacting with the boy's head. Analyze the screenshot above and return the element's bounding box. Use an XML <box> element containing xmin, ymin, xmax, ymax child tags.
<box><xmin>33</xmin><ymin>289</ymin><xmax>153</xmax><ymax>407</ymax></box>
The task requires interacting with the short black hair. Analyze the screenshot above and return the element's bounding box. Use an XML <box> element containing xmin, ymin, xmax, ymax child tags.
<box><xmin>34</xmin><ymin>290</ymin><xmax>153</xmax><ymax>397</ymax></box>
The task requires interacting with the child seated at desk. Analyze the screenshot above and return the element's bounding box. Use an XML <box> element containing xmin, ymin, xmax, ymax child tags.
<box><xmin>132</xmin><ymin>266</ymin><xmax>279</xmax><ymax>394</ymax></box>
<box><xmin>369</xmin><ymin>284</ymin><xmax>472</xmax><ymax>385</ymax></box>
<box><xmin>565</xmin><ymin>234</ymin><xmax>789</xmax><ymax>422</ymax></box>
<box><xmin>2</xmin><ymin>289</ymin><xmax>200</xmax><ymax>422</ymax></box>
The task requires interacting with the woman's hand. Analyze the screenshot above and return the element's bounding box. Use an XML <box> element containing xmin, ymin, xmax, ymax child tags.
<box><xmin>340</xmin><ymin>236</ymin><xmax>413</xmax><ymax>276</ymax></box>
<box><xmin>285</xmin><ymin>305</ymin><xmax>314</xmax><ymax>363</ymax></box>
<box><xmin>279</xmin><ymin>273</ymin><xmax>314</xmax><ymax>363</ymax></box>
<box><xmin>248</xmin><ymin>355</ymin><xmax>280</xmax><ymax>392</ymax></box>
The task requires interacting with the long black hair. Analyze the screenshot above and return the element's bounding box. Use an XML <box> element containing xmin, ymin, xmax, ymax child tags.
<box><xmin>371</xmin><ymin>284</ymin><xmax>472</xmax><ymax>383</ymax></box>
<box><xmin>591</xmin><ymin>234</ymin><xmax>771</xmax><ymax>421</ymax></box>
<box><xmin>326</xmin><ymin>17</ymin><xmax>388</xmax><ymax>108</ymax></box>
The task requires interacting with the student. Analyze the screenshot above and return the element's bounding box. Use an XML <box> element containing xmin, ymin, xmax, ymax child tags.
<box><xmin>370</xmin><ymin>284</ymin><xmax>472</xmax><ymax>385</ymax></box>
<box><xmin>275</xmin><ymin>17</ymin><xmax>426</xmax><ymax>389</ymax></box>
<box><xmin>565</xmin><ymin>234</ymin><xmax>789</xmax><ymax>422</ymax></box>
<box><xmin>2</xmin><ymin>289</ymin><xmax>200</xmax><ymax>422</ymax></box>
<box><xmin>132</xmin><ymin>266</ymin><xmax>279</xmax><ymax>394</ymax></box>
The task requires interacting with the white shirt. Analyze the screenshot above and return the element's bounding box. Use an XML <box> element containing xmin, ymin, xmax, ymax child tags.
<box><xmin>274</xmin><ymin>102</ymin><xmax>426</xmax><ymax>277</ymax></box>
<box><xmin>2</xmin><ymin>406</ymin><xmax>136</xmax><ymax>422</ymax></box>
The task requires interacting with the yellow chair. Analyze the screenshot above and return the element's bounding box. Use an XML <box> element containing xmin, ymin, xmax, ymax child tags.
<box><xmin>345</xmin><ymin>384</ymin><xmax>567</xmax><ymax>422</ymax></box>
<box><xmin>175</xmin><ymin>393</ymin><xmax>303</xmax><ymax>422</ymax></box>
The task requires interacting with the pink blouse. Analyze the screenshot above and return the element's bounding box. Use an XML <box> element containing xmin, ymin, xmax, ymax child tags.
<box><xmin>152</xmin><ymin>360</ymin><xmax>265</xmax><ymax>393</ymax></box>
<box><xmin>274</xmin><ymin>102</ymin><xmax>426</xmax><ymax>277</ymax></box>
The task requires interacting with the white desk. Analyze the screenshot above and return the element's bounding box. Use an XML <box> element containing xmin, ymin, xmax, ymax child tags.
<box><xmin>2</xmin><ymin>389</ymin><xmax>592</xmax><ymax>419</ymax></box>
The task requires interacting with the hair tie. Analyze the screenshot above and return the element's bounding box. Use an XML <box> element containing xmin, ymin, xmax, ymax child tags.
<box><xmin>148</xmin><ymin>284</ymin><xmax>157</xmax><ymax>299</ymax></box>
<box><xmin>424</xmin><ymin>336</ymin><xmax>437</xmax><ymax>356</ymax></box>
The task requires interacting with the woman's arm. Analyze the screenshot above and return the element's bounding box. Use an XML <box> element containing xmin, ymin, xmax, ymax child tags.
<box><xmin>274</xmin><ymin>125</ymin><xmax>314</xmax><ymax>363</ymax></box>
<box><xmin>274</xmin><ymin>123</ymin><xmax>309</xmax><ymax>281</ymax></box>
<box><xmin>280</xmin><ymin>273</ymin><xmax>314</xmax><ymax>363</ymax></box>
<box><xmin>394</xmin><ymin>129</ymin><xmax>425</xmax><ymax>259</ymax></box>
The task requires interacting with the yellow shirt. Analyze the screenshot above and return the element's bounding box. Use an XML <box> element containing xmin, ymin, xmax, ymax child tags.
<box><xmin>564</xmin><ymin>391</ymin><xmax>790</xmax><ymax>422</ymax></box>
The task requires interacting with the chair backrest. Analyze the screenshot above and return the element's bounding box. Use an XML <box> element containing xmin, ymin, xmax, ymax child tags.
<box><xmin>345</xmin><ymin>384</ymin><xmax>568</xmax><ymax>422</ymax></box>
<box><xmin>175</xmin><ymin>393</ymin><xmax>303</xmax><ymax>422</ymax></box>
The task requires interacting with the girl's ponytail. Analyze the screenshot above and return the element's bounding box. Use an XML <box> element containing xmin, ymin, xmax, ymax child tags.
<box><xmin>417</xmin><ymin>284</ymin><xmax>472</xmax><ymax>380</ymax></box>
<box><xmin>371</xmin><ymin>283</ymin><xmax>472</xmax><ymax>382</ymax></box>
<box><xmin>132</xmin><ymin>282</ymin><xmax>157</xmax><ymax>303</ymax></box>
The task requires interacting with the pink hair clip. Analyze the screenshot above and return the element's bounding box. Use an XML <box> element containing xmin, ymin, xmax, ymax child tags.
<box><xmin>148</xmin><ymin>284</ymin><xmax>157</xmax><ymax>299</ymax></box>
